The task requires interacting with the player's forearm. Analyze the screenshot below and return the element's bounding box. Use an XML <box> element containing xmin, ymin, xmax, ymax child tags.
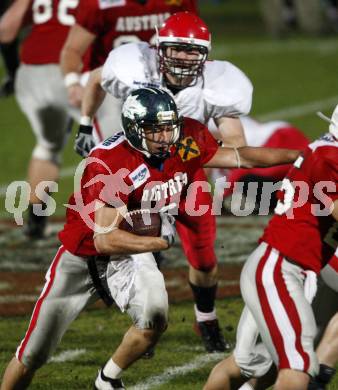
<box><xmin>81</xmin><ymin>67</ymin><xmax>106</xmax><ymax>118</ymax></box>
<box><xmin>60</xmin><ymin>46</ymin><xmax>83</xmax><ymax>77</ymax></box>
<box><xmin>238</xmin><ymin>147</ymin><xmax>300</xmax><ymax>168</ymax></box>
<box><xmin>60</xmin><ymin>24</ymin><xmax>95</xmax><ymax>77</ymax></box>
<box><xmin>94</xmin><ymin>229</ymin><xmax>169</xmax><ymax>255</ymax></box>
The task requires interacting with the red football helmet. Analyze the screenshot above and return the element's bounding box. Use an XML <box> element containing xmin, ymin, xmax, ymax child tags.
<box><xmin>157</xmin><ymin>12</ymin><xmax>211</xmax><ymax>88</ymax></box>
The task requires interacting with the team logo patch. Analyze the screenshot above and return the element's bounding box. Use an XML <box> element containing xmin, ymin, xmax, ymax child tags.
<box><xmin>165</xmin><ymin>0</ymin><xmax>183</xmax><ymax>5</ymax></box>
<box><xmin>177</xmin><ymin>137</ymin><xmax>200</xmax><ymax>162</ymax></box>
<box><xmin>129</xmin><ymin>164</ymin><xmax>150</xmax><ymax>189</ymax></box>
<box><xmin>99</xmin><ymin>0</ymin><xmax>126</xmax><ymax>9</ymax></box>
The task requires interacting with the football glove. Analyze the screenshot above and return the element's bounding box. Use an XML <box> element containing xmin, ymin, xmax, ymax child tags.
<box><xmin>159</xmin><ymin>211</ymin><xmax>176</xmax><ymax>247</ymax></box>
<box><xmin>74</xmin><ymin>124</ymin><xmax>95</xmax><ymax>158</ymax></box>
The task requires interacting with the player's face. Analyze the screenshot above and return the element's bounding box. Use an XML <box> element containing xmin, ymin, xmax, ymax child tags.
<box><xmin>164</xmin><ymin>45</ymin><xmax>202</xmax><ymax>87</ymax></box>
<box><xmin>143</xmin><ymin>124</ymin><xmax>175</xmax><ymax>155</ymax></box>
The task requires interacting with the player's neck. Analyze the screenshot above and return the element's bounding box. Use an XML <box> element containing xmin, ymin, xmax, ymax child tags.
<box><xmin>145</xmin><ymin>154</ymin><xmax>167</xmax><ymax>171</ymax></box>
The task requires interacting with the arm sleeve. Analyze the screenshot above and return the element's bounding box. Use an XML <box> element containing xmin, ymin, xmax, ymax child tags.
<box><xmin>311</xmin><ymin>150</ymin><xmax>338</xmax><ymax>203</ymax></box>
<box><xmin>184</xmin><ymin>119</ymin><xmax>219</xmax><ymax>165</ymax></box>
<box><xmin>75</xmin><ymin>0</ymin><xmax>103</xmax><ymax>35</ymax></box>
<box><xmin>101</xmin><ymin>50</ymin><xmax>132</xmax><ymax>98</ymax></box>
<box><xmin>82</xmin><ymin>154</ymin><xmax>131</xmax><ymax>209</ymax></box>
<box><xmin>101</xmin><ymin>44</ymin><xmax>150</xmax><ymax>98</ymax></box>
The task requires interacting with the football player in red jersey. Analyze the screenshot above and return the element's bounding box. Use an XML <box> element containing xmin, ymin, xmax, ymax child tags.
<box><xmin>204</xmin><ymin>106</ymin><xmax>338</xmax><ymax>390</ymax></box>
<box><xmin>78</xmin><ymin>11</ymin><xmax>251</xmax><ymax>352</ymax></box>
<box><xmin>0</xmin><ymin>0</ymin><xmax>81</xmax><ymax>239</ymax></box>
<box><xmin>220</xmin><ymin>116</ymin><xmax>310</xmax><ymax>213</ymax></box>
<box><xmin>60</xmin><ymin>0</ymin><xmax>197</xmax><ymax>109</ymax></box>
<box><xmin>0</xmin><ymin>88</ymin><xmax>299</xmax><ymax>390</ymax></box>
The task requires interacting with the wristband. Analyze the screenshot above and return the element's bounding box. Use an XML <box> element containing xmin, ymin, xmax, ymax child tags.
<box><xmin>233</xmin><ymin>147</ymin><xmax>241</xmax><ymax>168</ymax></box>
<box><xmin>80</xmin><ymin>116</ymin><xmax>93</xmax><ymax>126</ymax></box>
<box><xmin>64</xmin><ymin>72</ymin><xmax>81</xmax><ymax>88</ymax></box>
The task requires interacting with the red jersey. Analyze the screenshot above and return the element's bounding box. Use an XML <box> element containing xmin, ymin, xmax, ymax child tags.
<box><xmin>59</xmin><ymin>117</ymin><xmax>218</xmax><ymax>256</ymax></box>
<box><xmin>261</xmin><ymin>134</ymin><xmax>338</xmax><ymax>273</ymax></box>
<box><xmin>21</xmin><ymin>0</ymin><xmax>79</xmax><ymax>64</ymax></box>
<box><xmin>76</xmin><ymin>0</ymin><xmax>197</xmax><ymax>70</ymax></box>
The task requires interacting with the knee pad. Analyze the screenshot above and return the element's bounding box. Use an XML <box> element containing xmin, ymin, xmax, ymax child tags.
<box><xmin>188</xmin><ymin>252</ymin><xmax>217</xmax><ymax>272</ymax></box>
<box><xmin>32</xmin><ymin>144</ymin><xmax>61</xmax><ymax>165</ymax></box>
<box><xmin>126</xmin><ymin>256</ymin><xmax>169</xmax><ymax>330</ymax></box>
<box><xmin>234</xmin><ymin>342</ymin><xmax>273</xmax><ymax>378</ymax></box>
<box><xmin>130</xmin><ymin>287</ymin><xmax>169</xmax><ymax>331</ymax></box>
<box><xmin>18</xmin><ymin>348</ymin><xmax>50</xmax><ymax>370</ymax></box>
<box><xmin>139</xmin><ymin>291</ymin><xmax>169</xmax><ymax>330</ymax></box>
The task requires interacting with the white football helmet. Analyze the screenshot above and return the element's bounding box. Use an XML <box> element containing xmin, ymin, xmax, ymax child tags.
<box><xmin>317</xmin><ymin>104</ymin><xmax>338</xmax><ymax>139</ymax></box>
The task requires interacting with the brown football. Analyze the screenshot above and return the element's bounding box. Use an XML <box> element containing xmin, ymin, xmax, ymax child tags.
<box><xmin>119</xmin><ymin>209</ymin><xmax>161</xmax><ymax>237</ymax></box>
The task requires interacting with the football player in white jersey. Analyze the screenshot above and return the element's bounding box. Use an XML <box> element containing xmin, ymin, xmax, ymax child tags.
<box><xmin>76</xmin><ymin>11</ymin><xmax>252</xmax><ymax>151</ymax></box>
<box><xmin>75</xmin><ymin>11</ymin><xmax>253</xmax><ymax>353</ymax></box>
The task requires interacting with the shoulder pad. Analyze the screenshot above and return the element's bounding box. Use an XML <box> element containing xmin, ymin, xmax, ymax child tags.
<box><xmin>309</xmin><ymin>134</ymin><xmax>338</xmax><ymax>152</ymax></box>
<box><xmin>106</xmin><ymin>43</ymin><xmax>160</xmax><ymax>89</ymax></box>
<box><xmin>202</xmin><ymin>60</ymin><xmax>253</xmax><ymax>115</ymax></box>
<box><xmin>91</xmin><ymin>132</ymin><xmax>126</xmax><ymax>153</ymax></box>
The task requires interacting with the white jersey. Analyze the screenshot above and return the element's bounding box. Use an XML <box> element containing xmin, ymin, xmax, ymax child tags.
<box><xmin>101</xmin><ymin>42</ymin><xmax>253</xmax><ymax>127</ymax></box>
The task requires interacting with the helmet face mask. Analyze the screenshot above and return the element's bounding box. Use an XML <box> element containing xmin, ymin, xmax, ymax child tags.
<box><xmin>159</xmin><ymin>42</ymin><xmax>208</xmax><ymax>88</ymax></box>
<box><xmin>122</xmin><ymin>88</ymin><xmax>182</xmax><ymax>158</ymax></box>
<box><xmin>157</xmin><ymin>12</ymin><xmax>211</xmax><ymax>89</ymax></box>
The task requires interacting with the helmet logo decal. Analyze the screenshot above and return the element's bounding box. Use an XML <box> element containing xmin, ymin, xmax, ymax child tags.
<box><xmin>157</xmin><ymin>110</ymin><xmax>176</xmax><ymax>121</ymax></box>
<box><xmin>123</xmin><ymin>95</ymin><xmax>147</xmax><ymax>120</ymax></box>
<box><xmin>177</xmin><ymin>137</ymin><xmax>200</xmax><ymax>162</ymax></box>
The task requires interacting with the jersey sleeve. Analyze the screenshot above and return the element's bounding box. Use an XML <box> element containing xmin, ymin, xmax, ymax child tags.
<box><xmin>203</xmin><ymin>61</ymin><xmax>253</xmax><ymax>119</ymax></box>
<box><xmin>183</xmin><ymin>118</ymin><xmax>219</xmax><ymax>165</ymax></box>
<box><xmin>201</xmin><ymin>127</ymin><xmax>219</xmax><ymax>164</ymax></box>
<box><xmin>311</xmin><ymin>148</ymin><xmax>338</xmax><ymax>203</ymax></box>
<box><xmin>82</xmin><ymin>151</ymin><xmax>131</xmax><ymax>209</ymax></box>
<box><xmin>101</xmin><ymin>43</ymin><xmax>151</xmax><ymax>99</ymax></box>
<box><xmin>75</xmin><ymin>0</ymin><xmax>103</xmax><ymax>35</ymax></box>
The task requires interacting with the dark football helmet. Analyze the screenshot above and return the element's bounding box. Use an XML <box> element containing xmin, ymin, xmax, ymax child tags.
<box><xmin>157</xmin><ymin>12</ymin><xmax>211</xmax><ymax>88</ymax></box>
<box><xmin>121</xmin><ymin>88</ymin><xmax>182</xmax><ymax>158</ymax></box>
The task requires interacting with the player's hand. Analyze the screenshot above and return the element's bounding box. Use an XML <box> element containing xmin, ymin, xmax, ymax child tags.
<box><xmin>303</xmin><ymin>270</ymin><xmax>317</xmax><ymax>304</ymax></box>
<box><xmin>74</xmin><ymin>124</ymin><xmax>95</xmax><ymax>158</ymax></box>
<box><xmin>67</xmin><ymin>84</ymin><xmax>83</xmax><ymax>107</ymax></box>
<box><xmin>159</xmin><ymin>211</ymin><xmax>176</xmax><ymax>248</ymax></box>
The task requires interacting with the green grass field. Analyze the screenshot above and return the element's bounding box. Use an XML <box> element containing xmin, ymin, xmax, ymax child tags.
<box><xmin>0</xmin><ymin>0</ymin><xmax>338</xmax><ymax>388</ymax></box>
<box><xmin>0</xmin><ymin>299</ymin><xmax>244</xmax><ymax>390</ymax></box>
